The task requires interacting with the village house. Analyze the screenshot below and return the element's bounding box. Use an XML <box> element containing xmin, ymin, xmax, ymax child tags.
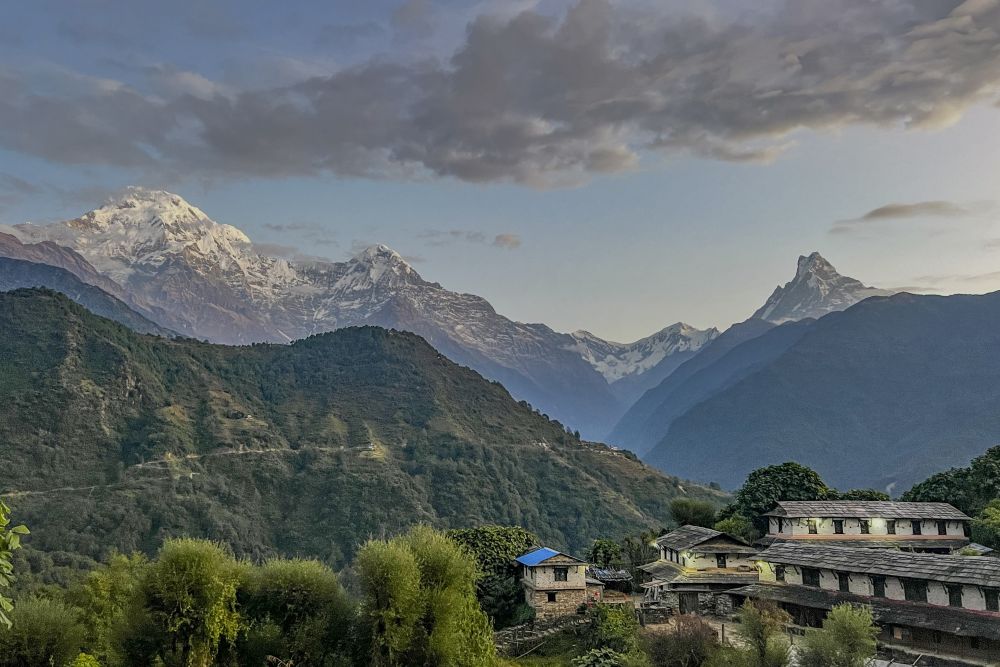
<box><xmin>516</xmin><ymin>547</ymin><xmax>602</xmax><ymax>620</ymax></box>
<box><xmin>729</xmin><ymin>542</ymin><xmax>1000</xmax><ymax>660</ymax></box>
<box><xmin>639</xmin><ymin>525</ymin><xmax>759</xmax><ymax>615</ymax></box>
<box><xmin>760</xmin><ymin>501</ymin><xmax>979</xmax><ymax>554</ymax></box>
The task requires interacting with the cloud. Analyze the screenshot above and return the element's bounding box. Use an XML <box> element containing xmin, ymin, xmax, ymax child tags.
<box><xmin>830</xmin><ymin>199</ymin><xmax>991</xmax><ymax>234</ymax></box>
<box><xmin>492</xmin><ymin>233</ymin><xmax>521</xmax><ymax>249</ymax></box>
<box><xmin>420</xmin><ymin>228</ymin><xmax>521</xmax><ymax>249</ymax></box>
<box><xmin>4</xmin><ymin>0</ymin><xmax>1000</xmax><ymax>186</ymax></box>
<box><xmin>250</xmin><ymin>242</ymin><xmax>333</xmax><ymax>263</ymax></box>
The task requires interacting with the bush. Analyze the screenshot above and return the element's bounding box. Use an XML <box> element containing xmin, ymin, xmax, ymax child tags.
<box><xmin>798</xmin><ymin>604</ymin><xmax>878</xmax><ymax>667</ymax></box>
<box><xmin>582</xmin><ymin>604</ymin><xmax>640</xmax><ymax>654</ymax></box>
<box><xmin>713</xmin><ymin>516</ymin><xmax>758</xmax><ymax>544</ymax></box>
<box><xmin>574</xmin><ymin>647</ymin><xmax>627</xmax><ymax>667</ymax></box>
<box><xmin>643</xmin><ymin>615</ymin><xmax>719</xmax><ymax>667</ymax></box>
<box><xmin>0</xmin><ymin>596</ymin><xmax>85</xmax><ymax>667</ymax></box>
<box><xmin>971</xmin><ymin>499</ymin><xmax>1000</xmax><ymax>550</ymax></box>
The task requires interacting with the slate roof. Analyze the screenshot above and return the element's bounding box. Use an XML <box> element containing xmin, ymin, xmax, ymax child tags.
<box><xmin>758</xmin><ymin>536</ymin><xmax>970</xmax><ymax>551</ymax></box>
<box><xmin>764</xmin><ymin>501</ymin><xmax>970</xmax><ymax>520</ymax></box>
<box><xmin>587</xmin><ymin>567</ymin><xmax>633</xmax><ymax>583</ymax></box>
<box><xmin>757</xmin><ymin>542</ymin><xmax>1000</xmax><ymax>588</ymax></box>
<box><xmin>657</xmin><ymin>525</ymin><xmax>752</xmax><ymax>551</ymax></box>
<box><xmin>515</xmin><ymin>547</ymin><xmax>585</xmax><ymax>566</ymax></box>
<box><xmin>638</xmin><ymin>559</ymin><xmax>683</xmax><ymax>580</ymax></box>
<box><xmin>728</xmin><ymin>583</ymin><xmax>1000</xmax><ymax>639</ymax></box>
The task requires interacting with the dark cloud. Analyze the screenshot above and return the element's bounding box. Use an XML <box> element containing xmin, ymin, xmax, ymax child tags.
<box><xmin>3</xmin><ymin>0</ymin><xmax>1000</xmax><ymax>186</ymax></box>
<box><xmin>831</xmin><ymin>199</ymin><xmax>992</xmax><ymax>233</ymax></box>
<box><xmin>316</xmin><ymin>21</ymin><xmax>386</xmax><ymax>49</ymax></box>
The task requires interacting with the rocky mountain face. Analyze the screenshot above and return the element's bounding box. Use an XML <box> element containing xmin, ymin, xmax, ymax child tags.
<box><xmin>0</xmin><ymin>289</ymin><xmax>721</xmax><ymax>566</ymax></box>
<box><xmin>9</xmin><ymin>188</ymin><xmax>709</xmax><ymax>437</ymax></box>
<box><xmin>751</xmin><ymin>252</ymin><xmax>892</xmax><ymax>324</ymax></box>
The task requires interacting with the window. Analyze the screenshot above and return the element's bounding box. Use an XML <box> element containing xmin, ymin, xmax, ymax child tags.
<box><xmin>947</xmin><ymin>585</ymin><xmax>963</xmax><ymax>608</ymax></box>
<box><xmin>903</xmin><ymin>579</ymin><xmax>928</xmax><ymax>603</ymax></box>
<box><xmin>871</xmin><ymin>575</ymin><xmax>886</xmax><ymax>598</ymax></box>
<box><xmin>777</xmin><ymin>517</ymin><xmax>784</xmax><ymax>533</ymax></box>
<box><xmin>860</xmin><ymin>520</ymin><xmax>870</xmax><ymax>535</ymax></box>
<box><xmin>937</xmin><ymin>521</ymin><xmax>948</xmax><ymax>535</ymax></box>
<box><xmin>963</xmin><ymin>523</ymin><xmax>971</xmax><ymax>537</ymax></box>
<box><xmin>834</xmin><ymin>520</ymin><xmax>844</xmax><ymax>534</ymax></box>
<box><xmin>554</xmin><ymin>567</ymin><xmax>568</xmax><ymax>582</ymax></box>
<box><xmin>802</xmin><ymin>567</ymin><xmax>821</xmax><ymax>587</ymax></box>
<box><xmin>886</xmin><ymin>520</ymin><xmax>896</xmax><ymax>535</ymax></box>
<box><xmin>775</xmin><ymin>565</ymin><xmax>785</xmax><ymax>583</ymax></box>
<box><xmin>911</xmin><ymin>520</ymin><xmax>922</xmax><ymax>535</ymax></box>
<box><xmin>984</xmin><ymin>588</ymin><xmax>999</xmax><ymax>612</ymax></box>
<box><xmin>716</xmin><ymin>554</ymin><xmax>727</xmax><ymax>569</ymax></box>
<box><xmin>837</xmin><ymin>572</ymin><xmax>850</xmax><ymax>593</ymax></box>
<box><xmin>547</xmin><ymin>592</ymin><xmax>557</xmax><ymax>603</ymax></box>
<box><xmin>808</xmin><ymin>519</ymin><xmax>818</xmax><ymax>535</ymax></box>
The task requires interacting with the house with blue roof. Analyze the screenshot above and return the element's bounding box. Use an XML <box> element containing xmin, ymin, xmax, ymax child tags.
<box><xmin>516</xmin><ymin>547</ymin><xmax>602</xmax><ymax>619</ymax></box>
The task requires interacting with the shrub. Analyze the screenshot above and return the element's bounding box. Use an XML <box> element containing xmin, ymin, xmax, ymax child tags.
<box><xmin>798</xmin><ymin>604</ymin><xmax>878</xmax><ymax>667</ymax></box>
<box><xmin>0</xmin><ymin>596</ymin><xmax>85</xmax><ymax>667</ymax></box>
<box><xmin>582</xmin><ymin>604</ymin><xmax>640</xmax><ymax>654</ymax></box>
<box><xmin>643</xmin><ymin>615</ymin><xmax>720</xmax><ymax>667</ymax></box>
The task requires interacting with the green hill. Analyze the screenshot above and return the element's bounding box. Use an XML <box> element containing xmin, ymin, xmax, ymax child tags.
<box><xmin>0</xmin><ymin>289</ymin><xmax>719</xmax><ymax>577</ymax></box>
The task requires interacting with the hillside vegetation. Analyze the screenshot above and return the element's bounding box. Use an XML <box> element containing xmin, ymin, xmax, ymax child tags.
<box><xmin>0</xmin><ymin>289</ymin><xmax>718</xmax><ymax>579</ymax></box>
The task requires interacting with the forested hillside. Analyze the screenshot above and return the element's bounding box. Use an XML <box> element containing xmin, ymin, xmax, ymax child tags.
<box><xmin>0</xmin><ymin>289</ymin><xmax>718</xmax><ymax>580</ymax></box>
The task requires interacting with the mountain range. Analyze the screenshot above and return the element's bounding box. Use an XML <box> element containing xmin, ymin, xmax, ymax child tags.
<box><xmin>4</xmin><ymin>187</ymin><xmax>725</xmax><ymax>437</ymax></box>
<box><xmin>0</xmin><ymin>288</ymin><xmax>721</xmax><ymax>568</ymax></box>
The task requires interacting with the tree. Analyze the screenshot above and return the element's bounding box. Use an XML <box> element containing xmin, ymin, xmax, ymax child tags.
<box><xmin>971</xmin><ymin>499</ymin><xmax>1000</xmax><ymax>551</ymax></box>
<box><xmin>834</xmin><ymin>489</ymin><xmax>890</xmax><ymax>501</ymax></box>
<box><xmin>356</xmin><ymin>525</ymin><xmax>495</xmax><ymax>666</ymax></box>
<box><xmin>798</xmin><ymin>604</ymin><xmax>878</xmax><ymax>667</ymax></box>
<box><xmin>643</xmin><ymin>614</ymin><xmax>719</xmax><ymax>667</ymax></box>
<box><xmin>0</xmin><ymin>597</ymin><xmax>85</xmax><ymax>667</ymax></box>
<box><xmin>239</xmin><ymin>558</ymin><xmax>354</xmax><ymax>666</ymax></box>
<box><xmin>446</xmin><ymin>525</ymin><xmax>538</xmax><ymax>627</ymax></box>
<box><xmin>0</xmin><ymin>501</ymin><xmax>28</xmax><ymax>629</ymax></box>
<box><xmin>732</xmin><ymin>463</ymin><xmax>831</xmax><ymax>531</ymax></box>
<box><xmin>581</xmin><ymin>604</ymin><xmax>639</xmax><ymax>654</ymax></box>
<box><xmin>131</xmin><ymin>538</ymin><xmax>242</xmax><ymax>667</ymax></box>
<box><xmin>669</xmin><ymin>499</ymin><xmax>717</xmax><ymax>528</ymax></box>
<box><xmin>586</xmin><ymin>539</ymin><xmax>624</xmax><ymax>568</ymax></box>
<box><xmin>713</xmin><ymin>516</ymin><xmax>758</xmax><ymax>544</ymax></box>
<box><xmin>733</xmin><ymin>601</ymin><xmax>790</xmax><ymax>667</ymax></box>
<box><xmin>68</xmin><ymin>552</ymin><xmax>148</xmax><ymax>665</ymax></box>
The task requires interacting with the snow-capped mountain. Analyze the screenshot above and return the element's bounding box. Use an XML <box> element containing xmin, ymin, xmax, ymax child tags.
<box><xmin>569</xmin><ymin>324</ymin><xmax>718</xmax><ymax>405</ymax></box>
<box><xmin>12</xmin><ymin>188</ymin><xmax>697</xmax><ymax>436</ymax></box>
<box><xmin>751</xmin><ymin>252</ymin><xmax>893</xmax><ymax>324</ymax></box>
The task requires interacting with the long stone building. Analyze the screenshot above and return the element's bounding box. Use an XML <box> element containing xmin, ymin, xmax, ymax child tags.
<box><xmin>730</xmin><ymin>542</ymin><xmax>1000</xmax><ymax>659</ymax></box>
<box><xmin>760</xmin><ymin>501</ymin><xmax>975</xmax><ymax>553</ymax></box>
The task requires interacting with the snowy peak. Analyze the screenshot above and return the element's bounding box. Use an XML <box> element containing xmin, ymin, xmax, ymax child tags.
<box><xmin>333</xmin><ymin>244</ymin><xmax>425</xmax><ymax>293</ymax></box>
<box><xmin>569</xmin><ymin>322</ymin><xmax>719</xmax><ymax>383</ymax></box>
<box><xmin>752</xmin><ymin>251</ymin><xmax>893</xmax><ymax>324</ymax></box>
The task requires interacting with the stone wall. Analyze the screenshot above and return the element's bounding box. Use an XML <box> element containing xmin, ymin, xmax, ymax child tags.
<box><xmin>528</xmin><ymin>587</ymin><xmax>587</xmax><ymax>620</ymax></box>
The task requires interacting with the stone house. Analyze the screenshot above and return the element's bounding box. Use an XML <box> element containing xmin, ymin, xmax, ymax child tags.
<box><xmin>761</xmin><ymin>501</ymin><xmax>978</xmax><ymax>554</ymax></box>
<box><xmin>730</xmin><ymin>542</ymin><xmax>1000</xmax><ymax>660</ymax></box>
<box><xmin>639</xmin><ymin>525</ymin><xmax>758</xmax><ymax>616</ymax></box>
<box><xmin>516</xmin><ymin>547</ymin><xmax>601</xmax><ymax>620</ymax></box>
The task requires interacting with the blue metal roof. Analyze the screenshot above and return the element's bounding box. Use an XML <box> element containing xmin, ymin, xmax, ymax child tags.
<box><xmin>514</xmin><ymin>547</ymin><xmax>586</xmax><ymax>566</ymax></box>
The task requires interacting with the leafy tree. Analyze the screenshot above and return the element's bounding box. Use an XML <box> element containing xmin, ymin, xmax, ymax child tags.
<box><xmin>903</xmin><ymin>445</ymin><xmax>1000</xmax><ymax>516</ymax></box>
<box><xmin>732</xmin><ymin>463</ymin><xmax>831</xmax><ymax>531</ymax></box>
<box><xmin>587</xmin><ymin>539</ymin><xmax>624</xmax><ymax>568</ymax></box>
<box><xmin>239</xmin><ymin>558</ymin><xmax>354</xmax><ymax>666</ymax></box>
<box><xmin>834</xmin><ymin>489</ymin><xmax>890</xmax><ymax>501</ymax></box>
<box><xmin>733</xmin><ymin>601</ymin><xmax>790</xmax><ymax>667</ymax></box>
<box><xmin>446</xmin><ymin>525</ymin><xmax>537</xmax><ymax>627</ymax></box>
<box><xmin>971</xmin><ymin>499</ymin><xmax>1000</xmax><ymax>550</ymax></box>
<box><xmin>0</xmin><ymin>501</ymin><xmax>28</xmax><ymax>629</ymax></box>
<box><xmin>69</xmin><ymin>654</ymin><xmax>102</xmax><ymax>667</ymax></box>
<box><xmin>356</xmin><ymin>525</ymin><xmax>496</xmax><ymax>666</ymax></box>
<box><xmin>798</xmin><ymin>604</ymin><xmax>878</xmax><ymax>667</ymax></box>
<box><xmin>669</xmin><ymin>499</ymin><xmax>717</xmax><ymax>528</ymax></box>
<box><xmin>643</xmin><ymin>614</ymin><xmax>719</xmax><ymax>667</ymax></box>
<box><xmin>581</xmin><ymin>604</ymin><xmax>639</xmax><ymax>654</ymax></box>
<box><xmin>129</xmin><ymin>538</ymin><xmax>242</xmax><ymax>667</ymax></box>
<box><xmin>713</xmin><ymin>516</ymin><xmax>758</xmax><ymax>544</ymax></box>
<box><xmin>0</xmin><ymin>596</ymin><xmax>85</xmax><ymax>667</ymax></box>
<box><xmin>619</xmin><ymin>533</ymin><xmax>658</xmax><ymax>592</ymax></box>
<box><xmin>68</xmin><ymin>552</ymin><xmax>147</xmax><ymax>665</ymax></box>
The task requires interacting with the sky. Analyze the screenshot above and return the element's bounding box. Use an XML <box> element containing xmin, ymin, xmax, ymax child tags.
<box><xmin>1</xmin><ymin>0</ymin><xmax>1000</xmax><ymax>342</ymax></box>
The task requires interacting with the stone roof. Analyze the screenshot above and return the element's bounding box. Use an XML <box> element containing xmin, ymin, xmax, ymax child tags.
<box><xmin>757</xmin><ymin>535</ymin><xmax>970</xmax><ymax>551</ymax></box>
<box><xmin>757</xmin><ymin>542</ymin><xmax>1000</xmax><ymax>588</ymax></box>
<box><xmin>764</xmin><ymin>501</ymin><xmax>970</xmax><ymax>520</ymax></box>
<box><xmin>656</xmin><ymin>525</ymin><xmax>751</xmax><ymax>552</ymax></box>
<box><xmin>587</xmin><ymin>567</ymin><xmax>633</xmax><ymax>583</ymax></box>
<box><xmin>728</xmin><ymin>583</ymin><xmax>1000</xmax><ymax>639</ymax></box>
